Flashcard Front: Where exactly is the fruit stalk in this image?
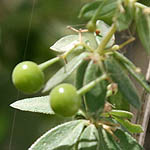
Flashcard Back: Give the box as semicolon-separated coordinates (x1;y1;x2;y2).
39;43;82;71
39;57;60;71
77;74;107;96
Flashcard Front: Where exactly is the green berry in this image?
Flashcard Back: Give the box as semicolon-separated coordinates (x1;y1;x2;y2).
86;21;96;32
50;83;81;117
12;61;44;94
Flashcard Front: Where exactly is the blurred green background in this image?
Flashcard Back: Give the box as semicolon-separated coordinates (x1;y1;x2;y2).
0;0;87;149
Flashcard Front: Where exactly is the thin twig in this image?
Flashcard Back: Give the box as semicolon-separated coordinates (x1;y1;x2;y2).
96;24;116;54
136;60;150;146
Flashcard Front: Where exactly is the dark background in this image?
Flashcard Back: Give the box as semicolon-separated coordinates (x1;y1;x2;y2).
0;0;87;149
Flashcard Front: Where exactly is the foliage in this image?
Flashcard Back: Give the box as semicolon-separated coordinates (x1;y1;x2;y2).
10;0;150;149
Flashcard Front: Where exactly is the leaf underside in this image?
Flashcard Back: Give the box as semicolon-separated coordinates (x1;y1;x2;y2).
10;96;54;115
29;120;87;150
43;52;90;93
50;33;98;53
78;124;98;150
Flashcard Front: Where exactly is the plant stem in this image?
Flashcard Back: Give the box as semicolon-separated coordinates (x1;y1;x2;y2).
39;43;83;71
136;60;150;146
101;37;135;54
62;43;80;58
97;24;116;54
118;37;135;49
81;42;94;52
91;0;106;23
39;57;60;71
113;51;136;69
135;2;148;9
77;74;107;96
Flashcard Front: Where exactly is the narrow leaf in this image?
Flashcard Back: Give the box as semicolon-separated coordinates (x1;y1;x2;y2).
75;60;89;90
43;52;90;92
29;120;87;150
104;56;141;109
136;7;150;53
113;51;150;92
98;128;109;150
79;1;100;18
101;128;121;150
75;60;90;111
10;96;54;115
109;110;133;119
123;63;150;92
78;124;98;150
114;129;144;150
115;1;134;31
113;116;143;133
83;60;107;117
79;0;117;25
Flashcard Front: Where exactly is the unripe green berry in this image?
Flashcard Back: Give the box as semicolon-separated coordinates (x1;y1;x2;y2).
12;61;44;94
50;83;81;117
86;21;96;32
112;45;119;51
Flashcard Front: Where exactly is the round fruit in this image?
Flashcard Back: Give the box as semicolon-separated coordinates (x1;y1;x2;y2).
86;21;96;32
12;61;44;94
50;83;81;117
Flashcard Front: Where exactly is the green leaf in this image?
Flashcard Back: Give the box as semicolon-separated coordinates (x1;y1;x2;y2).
113;116;143;133
75;60;90;112
79;1;99;18
100;128;121;150
82;32;98;49
98;128;109;150
79;0;117;25
104;56;141;109
114;129;144;150
75;59;89;90
43;52;90;92
135;7;150;53
50;35;79;52
78;124;98;150
108;91;130;111
109;110;133;119
75;60;89;112
50;33;98;52
113;51;150;92
29;120;87;150
96;20;115;48
10;96;54;114
123;63;150;92
115;1;134;31
83;60;107;117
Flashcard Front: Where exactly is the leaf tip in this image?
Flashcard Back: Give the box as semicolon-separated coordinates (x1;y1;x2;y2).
10;102;16;109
